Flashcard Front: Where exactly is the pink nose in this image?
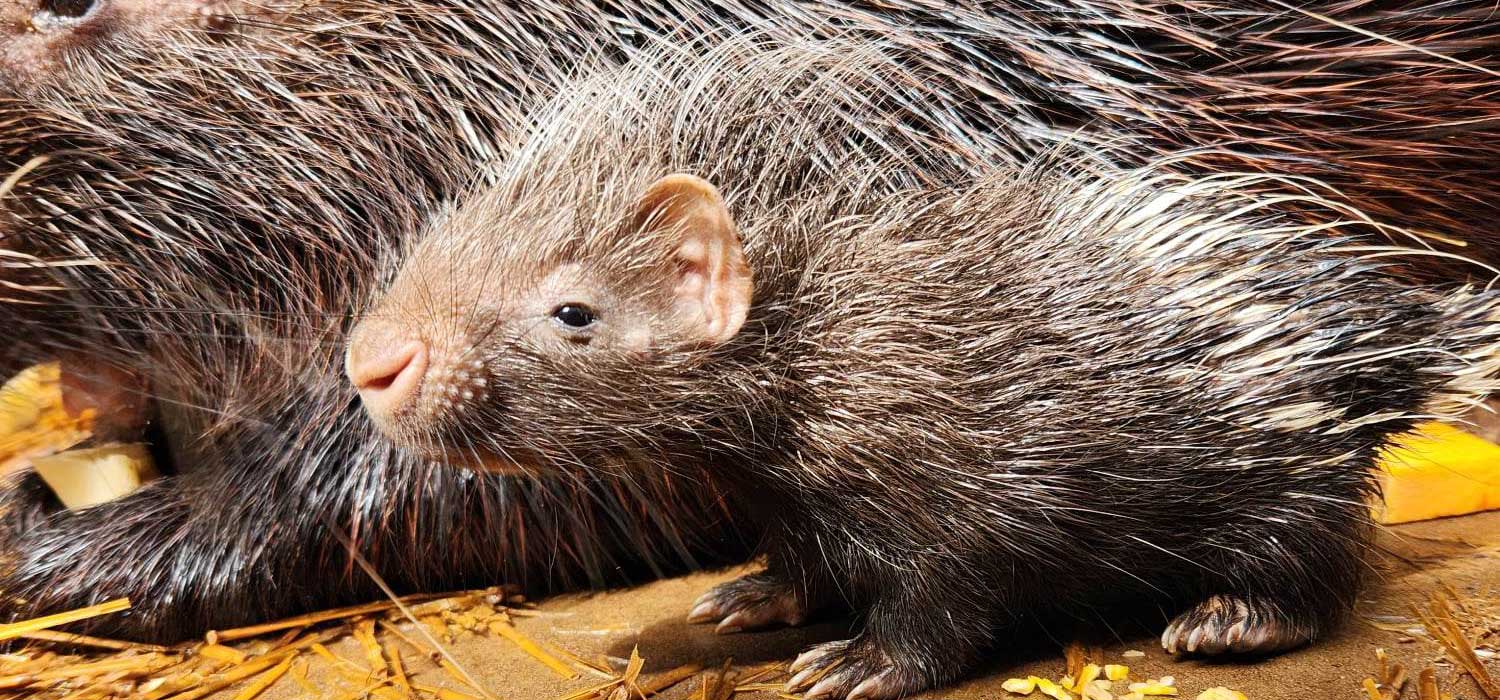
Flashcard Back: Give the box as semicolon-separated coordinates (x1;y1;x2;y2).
346;326;428;420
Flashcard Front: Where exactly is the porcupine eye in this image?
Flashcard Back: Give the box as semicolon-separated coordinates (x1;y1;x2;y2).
39;0;98;20
551;304;597;330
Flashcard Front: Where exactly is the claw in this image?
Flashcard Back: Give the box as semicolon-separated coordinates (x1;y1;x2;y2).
687;598;720;624
1186;625;1206;653
805;675;845;699
847;668;901;700
714;615;744;635
787;664;827;692
1163;594;1316;657
790;643;837;675
685;571;812;632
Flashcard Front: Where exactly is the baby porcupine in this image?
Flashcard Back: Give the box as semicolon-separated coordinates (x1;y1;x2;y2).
349;41;1500;700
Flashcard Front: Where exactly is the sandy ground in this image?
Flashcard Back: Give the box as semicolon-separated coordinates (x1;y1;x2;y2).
241;509;1500;700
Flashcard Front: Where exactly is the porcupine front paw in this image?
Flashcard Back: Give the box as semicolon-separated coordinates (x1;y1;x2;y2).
687;570;818;634
0;470;225;642
785;637;932;700
1162;594;1316;656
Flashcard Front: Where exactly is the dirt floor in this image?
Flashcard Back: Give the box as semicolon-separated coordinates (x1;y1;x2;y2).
243;510;1500;700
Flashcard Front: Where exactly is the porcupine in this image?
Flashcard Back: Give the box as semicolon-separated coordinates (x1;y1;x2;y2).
4;0;1496;271
346;40;1500;700
1;0;1497;641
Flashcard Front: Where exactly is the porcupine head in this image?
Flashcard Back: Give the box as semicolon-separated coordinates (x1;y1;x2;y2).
345;171;753;475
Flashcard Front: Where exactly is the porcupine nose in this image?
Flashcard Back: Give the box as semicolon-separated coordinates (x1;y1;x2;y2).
346;322;429;422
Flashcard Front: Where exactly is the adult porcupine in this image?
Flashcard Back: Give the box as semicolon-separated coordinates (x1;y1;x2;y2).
1;1;1496;640
349;41;1500;700
4;0;1496;272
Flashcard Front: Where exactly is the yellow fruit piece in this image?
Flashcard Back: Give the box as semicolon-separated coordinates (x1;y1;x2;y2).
1196;688;1247;700
1072;664;1102;692
0;363;93;473
2;363;159;510
1377;422;1500;523
1128;679;1179;696
1003;677;1038;695
1084;679;1115;700
1038;677;1075;700
32;443;158;511
1105;665;1130;682
0;363;54;435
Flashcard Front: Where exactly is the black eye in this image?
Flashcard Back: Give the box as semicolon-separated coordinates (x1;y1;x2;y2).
551;304;597;329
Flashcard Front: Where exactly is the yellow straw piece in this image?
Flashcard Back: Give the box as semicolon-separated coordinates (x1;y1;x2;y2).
0;599;132;642
231;656;295;700
19;630;168;653
386;642;412;695
198;645;247;665
412;685;482;700
489;620;578;680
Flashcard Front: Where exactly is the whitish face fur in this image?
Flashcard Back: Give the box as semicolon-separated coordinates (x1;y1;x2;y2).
345;174;752;473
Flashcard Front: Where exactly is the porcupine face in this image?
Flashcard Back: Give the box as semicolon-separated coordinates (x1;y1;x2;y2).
346;174;752;475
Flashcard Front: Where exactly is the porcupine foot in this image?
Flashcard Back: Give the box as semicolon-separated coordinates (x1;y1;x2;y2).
1161;594;1316;656
785;637;929;700
687;570;821;634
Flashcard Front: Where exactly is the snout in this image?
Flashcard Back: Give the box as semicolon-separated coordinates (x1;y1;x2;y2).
347;310;497;467
346;320;429;424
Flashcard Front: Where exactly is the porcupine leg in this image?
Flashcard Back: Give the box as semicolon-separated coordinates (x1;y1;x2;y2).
0;474;197;640
0;428;380;643
687;524;838;633
1160;493;1369;657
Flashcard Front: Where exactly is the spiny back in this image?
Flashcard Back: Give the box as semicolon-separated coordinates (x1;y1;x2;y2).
482;38;1003;223
10;0;1498;278
419;38;1010;299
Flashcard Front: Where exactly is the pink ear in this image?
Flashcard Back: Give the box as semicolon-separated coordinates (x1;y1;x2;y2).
636;174;752;344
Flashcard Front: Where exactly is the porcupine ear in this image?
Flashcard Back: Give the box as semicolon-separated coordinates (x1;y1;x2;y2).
634;174;751;344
